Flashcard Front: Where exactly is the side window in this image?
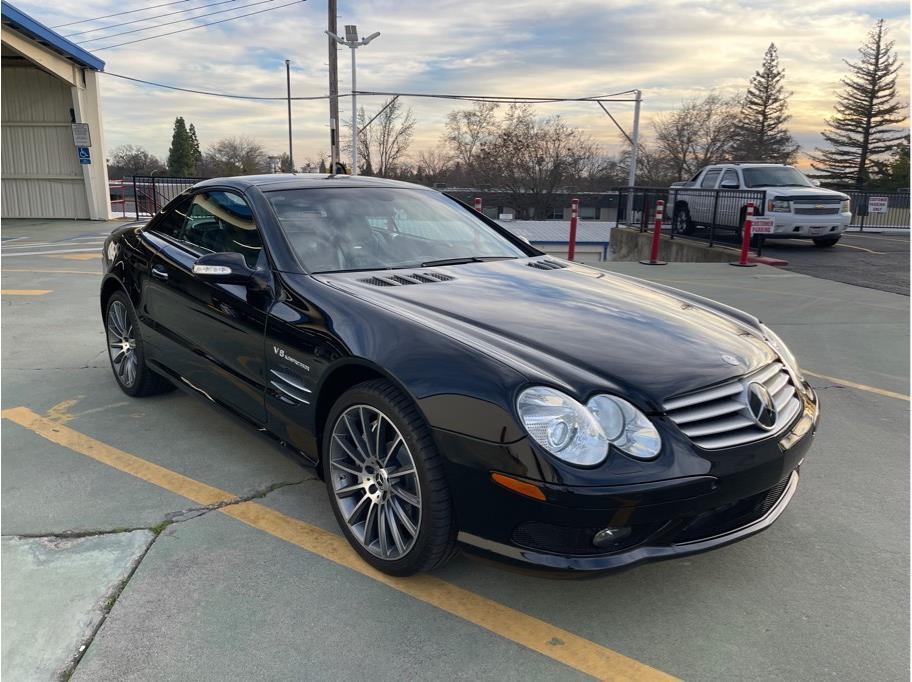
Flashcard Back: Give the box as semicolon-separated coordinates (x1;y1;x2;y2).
700;170;721;189
720;170;740;188
179;191;264;268
150;194;193;238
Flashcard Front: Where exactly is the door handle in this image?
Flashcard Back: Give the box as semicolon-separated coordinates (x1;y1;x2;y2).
151;265;169;281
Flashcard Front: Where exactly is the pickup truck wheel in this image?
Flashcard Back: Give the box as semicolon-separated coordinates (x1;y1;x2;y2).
813;236;841;247
672;205;695;235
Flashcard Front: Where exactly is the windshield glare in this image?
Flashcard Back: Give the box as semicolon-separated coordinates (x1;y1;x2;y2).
742;167;813;188
267;188;528;273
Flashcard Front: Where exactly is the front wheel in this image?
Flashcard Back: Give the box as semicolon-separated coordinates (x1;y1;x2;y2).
323;379;457;576
672;204;695;235
104;291;173;397
813;236;841;247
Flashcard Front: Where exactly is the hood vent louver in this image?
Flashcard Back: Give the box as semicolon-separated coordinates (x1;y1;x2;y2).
359;272;455;287
527;259;569;271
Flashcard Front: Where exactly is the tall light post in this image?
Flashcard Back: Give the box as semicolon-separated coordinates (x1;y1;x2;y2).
325;25;380;175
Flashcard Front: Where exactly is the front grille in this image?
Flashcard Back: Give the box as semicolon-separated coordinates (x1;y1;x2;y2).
794;206;841;215
673;475;791;543
664;362;802;449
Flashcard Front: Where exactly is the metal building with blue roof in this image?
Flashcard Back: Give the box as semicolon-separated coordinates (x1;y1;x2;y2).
1;1;111;219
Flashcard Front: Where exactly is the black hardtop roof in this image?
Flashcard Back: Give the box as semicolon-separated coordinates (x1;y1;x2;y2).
194;173;432;193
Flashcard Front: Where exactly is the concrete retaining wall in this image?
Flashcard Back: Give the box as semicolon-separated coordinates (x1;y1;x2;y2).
609;227;738;263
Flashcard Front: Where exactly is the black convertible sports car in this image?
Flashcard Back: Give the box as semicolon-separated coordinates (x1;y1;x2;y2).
100;174;819;576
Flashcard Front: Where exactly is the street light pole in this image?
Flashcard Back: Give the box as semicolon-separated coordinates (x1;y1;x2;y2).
327;0;339;173
326;25;380;176
626;89;642;221
285;59;294;171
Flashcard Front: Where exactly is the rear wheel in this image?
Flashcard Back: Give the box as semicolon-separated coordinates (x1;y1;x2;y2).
813;236;841;247
672;204;695;235
324;379;457;575
104;291;173;397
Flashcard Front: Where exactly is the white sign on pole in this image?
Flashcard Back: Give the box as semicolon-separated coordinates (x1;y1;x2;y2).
868;196;889;214
71;123;91;147
750;217;775;234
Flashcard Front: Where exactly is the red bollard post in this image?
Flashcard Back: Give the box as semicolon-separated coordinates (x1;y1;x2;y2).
639;199;667;265
730;202;758;267
567;198;579;261
473;197;483;213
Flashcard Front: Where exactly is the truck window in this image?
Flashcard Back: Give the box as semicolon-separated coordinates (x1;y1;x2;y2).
720;170;740;188
700;170;721;189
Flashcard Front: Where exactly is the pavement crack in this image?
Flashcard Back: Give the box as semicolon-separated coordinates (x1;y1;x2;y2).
164;478;310;524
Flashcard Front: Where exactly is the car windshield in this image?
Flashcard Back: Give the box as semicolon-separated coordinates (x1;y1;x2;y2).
742;167;814;188
266;187;528;273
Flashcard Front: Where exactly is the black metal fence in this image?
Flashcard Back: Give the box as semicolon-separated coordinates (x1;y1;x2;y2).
840;190;910;230
130;175;205;219
616;186;767;247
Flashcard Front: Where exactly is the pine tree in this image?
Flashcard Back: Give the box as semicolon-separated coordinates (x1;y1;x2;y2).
811;20;906;189
188;123;202;174
167;117;195;176
730;44;799;164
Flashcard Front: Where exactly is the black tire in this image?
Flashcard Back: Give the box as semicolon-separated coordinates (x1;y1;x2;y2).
672;204;695;235
813;236;841;247
323;379;457;576
104;291;174;397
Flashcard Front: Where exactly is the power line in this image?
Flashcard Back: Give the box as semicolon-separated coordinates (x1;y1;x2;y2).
78;0;280;45
90;0;305;51
103;70;336;100
65;0;243;39
51;0;194;29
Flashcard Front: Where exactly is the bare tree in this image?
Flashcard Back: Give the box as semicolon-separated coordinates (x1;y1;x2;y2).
476;105;601;218
199;137;269;176
442;101;500;183
651;94;740;181
107;144;165;179
345;98;416;176
413;148;452;185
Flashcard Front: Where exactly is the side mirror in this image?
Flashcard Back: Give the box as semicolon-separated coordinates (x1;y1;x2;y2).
192;252;255;284
720;182;740;190
811;179;821;187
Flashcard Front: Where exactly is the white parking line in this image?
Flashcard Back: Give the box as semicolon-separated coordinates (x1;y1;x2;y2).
2;248;102;258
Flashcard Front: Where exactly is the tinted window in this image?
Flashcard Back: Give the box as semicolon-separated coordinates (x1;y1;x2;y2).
742;167;813;188
700;170;721;188
720;170;740;187
178;191;263;267
151;194;193;238
267;188;527;273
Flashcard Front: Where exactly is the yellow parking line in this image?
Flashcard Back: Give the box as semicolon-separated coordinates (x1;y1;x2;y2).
804;370;909;402
2;268;99;275
1;406;675;682
0;289;52;296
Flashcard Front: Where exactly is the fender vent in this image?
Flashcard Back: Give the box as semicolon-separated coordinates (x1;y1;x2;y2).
527;259;568;270
359;272;455;286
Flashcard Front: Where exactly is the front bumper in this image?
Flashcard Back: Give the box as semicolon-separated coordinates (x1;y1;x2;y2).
441;388;819;574
767;212;851;237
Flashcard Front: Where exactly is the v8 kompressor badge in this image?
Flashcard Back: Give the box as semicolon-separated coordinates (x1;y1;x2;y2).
273;346;310;372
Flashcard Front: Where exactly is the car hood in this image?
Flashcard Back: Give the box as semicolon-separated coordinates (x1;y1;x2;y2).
763;186;849;201
313;259;776;409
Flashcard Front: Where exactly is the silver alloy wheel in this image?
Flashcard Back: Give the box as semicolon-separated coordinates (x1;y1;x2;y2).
673;210;688;234
106;300;138;387
329;405;422;560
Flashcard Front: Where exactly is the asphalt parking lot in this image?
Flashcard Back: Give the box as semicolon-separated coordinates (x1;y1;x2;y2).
2;219;909;680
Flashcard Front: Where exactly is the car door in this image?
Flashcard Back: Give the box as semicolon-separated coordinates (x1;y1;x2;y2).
144;189;271;424
717;169;743;228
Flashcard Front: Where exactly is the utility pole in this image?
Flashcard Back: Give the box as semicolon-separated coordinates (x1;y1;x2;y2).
285;59;294;171
327;0;339;173
626;89;642;220
326;25;380;177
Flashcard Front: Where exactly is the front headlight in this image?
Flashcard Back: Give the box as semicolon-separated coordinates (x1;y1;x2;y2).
587;395;662;460
516;387;662;466
760;323;804;383
841;198;851;212
768;199;791;213
516;387;608;466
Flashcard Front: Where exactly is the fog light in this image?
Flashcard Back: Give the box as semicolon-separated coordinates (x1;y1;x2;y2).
592;526;631;548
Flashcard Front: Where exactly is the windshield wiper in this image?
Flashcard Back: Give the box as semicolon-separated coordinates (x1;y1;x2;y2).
419;256;517;267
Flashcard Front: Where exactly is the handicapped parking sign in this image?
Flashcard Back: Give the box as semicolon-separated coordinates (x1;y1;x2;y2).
77;146;91;165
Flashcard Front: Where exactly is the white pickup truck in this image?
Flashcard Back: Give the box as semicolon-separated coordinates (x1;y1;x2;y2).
669;163;852;247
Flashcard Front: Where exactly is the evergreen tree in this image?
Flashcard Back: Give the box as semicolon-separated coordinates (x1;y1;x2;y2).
730;44;799;164
167;117;196;176
811;20;906;188
188;123;202;173
279;152;294;172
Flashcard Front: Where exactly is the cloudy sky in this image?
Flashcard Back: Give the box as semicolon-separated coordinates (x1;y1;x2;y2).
16;0;911;168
